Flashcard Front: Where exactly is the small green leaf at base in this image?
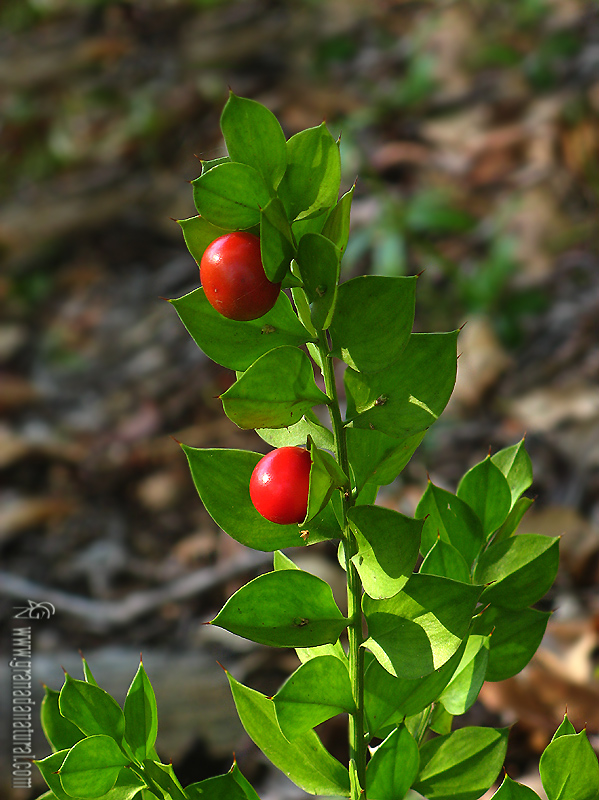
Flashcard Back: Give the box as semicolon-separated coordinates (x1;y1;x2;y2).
227;672;350;797
59;735;129;799
41;686;85;752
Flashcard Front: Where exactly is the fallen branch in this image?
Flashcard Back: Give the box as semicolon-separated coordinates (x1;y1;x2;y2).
0;550;272;631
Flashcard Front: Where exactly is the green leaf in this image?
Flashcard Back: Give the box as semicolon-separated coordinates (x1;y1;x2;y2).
346;427;425;492
227;673;350;797
366;724;419;800
493;496;534;543
364;643;465;736
211;569;348;647
416;482;484;566
59;736;129;799
540;730;599;800
429;703;453;736
35;751;144;800
221;93;287;190
273;550;300;571
260;197;296;282
491;438;533;508
296;233;340;330
221;346;328;430
363;573;482;679
80;655;100;687
474;534;560;609
457;457;512;537
35;751;72;800
347;504;422;599
553;713;577;740
273;655;355;740
296;639;347;665
192;162;270;229
439;635;490;715
420;538;472;584
330;276;416;373
59;674;125;742
413;726;509;800
472;604;550;682
142;760;187;800
186;762;261;800
257;410;334;450
171;288;312;372
201;156;230;174
41;686;85;752
305;443;347;522
178;216;231;265
345;331;458;440
321;186;354;255
278;124;341;221
123;660;157;763
492;774;543;799
183;446;338;550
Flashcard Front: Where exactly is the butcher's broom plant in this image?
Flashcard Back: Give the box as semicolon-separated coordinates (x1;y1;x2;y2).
35;94;599;800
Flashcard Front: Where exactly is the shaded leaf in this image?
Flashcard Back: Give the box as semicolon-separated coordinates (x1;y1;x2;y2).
416;482;484;566
330;276;416;373
348;504;422;599
363;573;481;679
278;124;341;221
413;726;509;800
474;534;560;609
296;232;340;330
472;604;550;682
457;457;512;537
345;331;458;440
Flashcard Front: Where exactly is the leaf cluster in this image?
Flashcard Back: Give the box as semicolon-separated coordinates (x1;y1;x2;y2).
34;94;580;800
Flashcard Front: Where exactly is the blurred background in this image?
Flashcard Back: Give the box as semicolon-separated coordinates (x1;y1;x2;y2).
1;0;599;797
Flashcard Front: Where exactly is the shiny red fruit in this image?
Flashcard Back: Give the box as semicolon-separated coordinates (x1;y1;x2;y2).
200;232;281;321
249;447;312;525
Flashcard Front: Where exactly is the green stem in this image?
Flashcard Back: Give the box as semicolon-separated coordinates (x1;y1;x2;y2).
317;331;366;797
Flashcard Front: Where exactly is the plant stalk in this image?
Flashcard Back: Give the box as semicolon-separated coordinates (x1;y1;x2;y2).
318;331;366;797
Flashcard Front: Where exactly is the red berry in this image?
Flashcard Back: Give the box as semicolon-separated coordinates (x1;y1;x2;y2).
200;232;281;321
249;447;312;525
